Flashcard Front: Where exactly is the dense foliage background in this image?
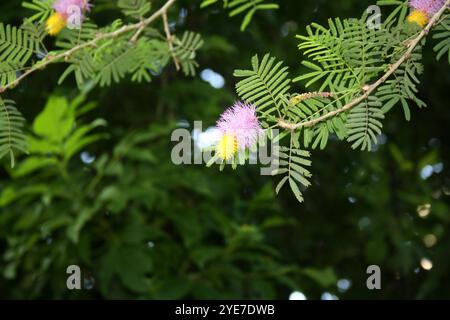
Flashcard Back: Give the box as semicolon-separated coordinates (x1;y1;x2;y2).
0;0;449;299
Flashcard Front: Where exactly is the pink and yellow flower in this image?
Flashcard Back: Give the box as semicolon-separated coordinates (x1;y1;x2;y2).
407;0;447;27
46;0;91;36
46;12;67;35
52;0;91;15
409;0;446;15
215;101;262;160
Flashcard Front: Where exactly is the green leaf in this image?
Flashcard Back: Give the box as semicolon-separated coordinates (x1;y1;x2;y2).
346;96;384;151
0;23;40;67
33;96;74;142
275;175;288;194
173;32;204;76
0;98;27;168
289;177;304;203
22;0;53;22
401;97;410;121
234;53;291;117
11;156;57;178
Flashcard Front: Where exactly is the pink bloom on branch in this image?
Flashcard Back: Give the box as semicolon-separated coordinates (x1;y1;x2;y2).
216;101;263;149
409;0;446;16
53;0;91;17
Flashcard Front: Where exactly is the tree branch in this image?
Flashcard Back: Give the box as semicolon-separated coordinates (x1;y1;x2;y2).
0;0;177;93
278;0;450;131
162;10;180;71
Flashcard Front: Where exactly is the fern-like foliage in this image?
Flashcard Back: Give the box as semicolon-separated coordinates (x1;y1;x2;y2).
173;32;204;76
234;53;291;122
200;0;279;31
21;0;53;23
0;21;48;87
0;23;44;88
59;35;172;88
231;54;314;201
55;19;99;50
377;0;409;27
294;16;388;91
346;96;384;151
0;0;204;169
234;53;348;151
55;20;100;87
95;41;143;87
224;3;450;203
433;14;450;63
0;98;27;168
55;19;166;87
130;39;170;82
0;62;21;87
272;142;312;203
56;19;203;86
376;45;426;121
21;21;47;44
118;0;152;20
58;50;97;88
0;23;40;68
283;92;349;150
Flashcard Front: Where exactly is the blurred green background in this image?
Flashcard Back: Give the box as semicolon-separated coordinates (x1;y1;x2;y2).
0;0;449;299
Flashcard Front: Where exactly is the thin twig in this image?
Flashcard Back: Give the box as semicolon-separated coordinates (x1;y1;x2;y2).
0;0;177;93
162;10;180;71
278;0;450;130
130;19;146;43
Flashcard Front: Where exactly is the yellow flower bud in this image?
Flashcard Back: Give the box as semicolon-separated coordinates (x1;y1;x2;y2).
407;10;429;28
46;12;67;36
216;133;238;160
